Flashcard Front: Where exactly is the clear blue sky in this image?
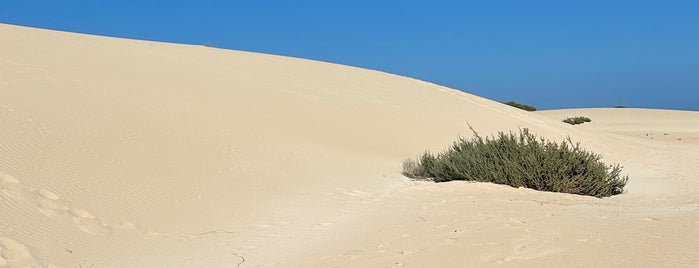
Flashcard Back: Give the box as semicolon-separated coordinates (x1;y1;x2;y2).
2;1;698;110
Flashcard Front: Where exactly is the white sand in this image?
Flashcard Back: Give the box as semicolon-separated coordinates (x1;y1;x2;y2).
1;24;698;267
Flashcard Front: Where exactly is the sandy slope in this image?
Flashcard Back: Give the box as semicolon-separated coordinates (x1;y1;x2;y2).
1;23;698;267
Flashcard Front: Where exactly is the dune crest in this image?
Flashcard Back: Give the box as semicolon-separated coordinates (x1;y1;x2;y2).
1;23;698;267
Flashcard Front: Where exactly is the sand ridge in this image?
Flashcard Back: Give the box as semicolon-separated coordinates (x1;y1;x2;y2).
1;23;699;267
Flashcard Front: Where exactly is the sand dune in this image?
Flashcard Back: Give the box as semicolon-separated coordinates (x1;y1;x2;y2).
1;24;698;267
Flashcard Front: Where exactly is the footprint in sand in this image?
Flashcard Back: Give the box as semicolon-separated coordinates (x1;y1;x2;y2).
345;190;371;197
443;237;459;244
312;222;334;230
507;218;526;224
501;217;528;228
34;189;71;218
0;171;20;184
117;221;139;230
0;171;47;204
645;217;662;222
0;175;26;201
341;249;362;260
31;186;113;235
442;229;469;244
0;236;42;267
0;171;113;236
70;208;113;235
400;249;415;255
376;241;390;254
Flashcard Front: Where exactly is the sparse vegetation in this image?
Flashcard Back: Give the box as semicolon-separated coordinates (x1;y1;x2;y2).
402;128;628;198
563;116;592;125
502;101;537;111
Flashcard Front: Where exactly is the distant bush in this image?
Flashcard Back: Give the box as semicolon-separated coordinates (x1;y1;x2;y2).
502;101;537;111
613;105;627;108
402;128;628;198
563;116;592;125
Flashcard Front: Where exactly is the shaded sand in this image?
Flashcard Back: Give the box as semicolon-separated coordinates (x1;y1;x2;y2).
1;23;698;267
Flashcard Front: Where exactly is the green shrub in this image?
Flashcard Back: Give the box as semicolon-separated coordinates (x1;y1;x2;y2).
563;116;592;125
502;101;537;111
402;128;628;198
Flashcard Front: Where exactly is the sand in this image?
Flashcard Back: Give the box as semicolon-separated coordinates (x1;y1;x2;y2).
1;23;698;267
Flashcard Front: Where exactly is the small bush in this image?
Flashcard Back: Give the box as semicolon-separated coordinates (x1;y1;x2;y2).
502;101;536;111
613;105;627;108
563;116;592;125
402;128;628;198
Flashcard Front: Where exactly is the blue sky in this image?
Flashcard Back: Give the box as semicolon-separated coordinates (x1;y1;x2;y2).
2;1;698;110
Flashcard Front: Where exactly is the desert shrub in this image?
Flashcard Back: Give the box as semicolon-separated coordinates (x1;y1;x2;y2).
401;159;421;179
502;101;536;111
563;116;592;125
402;128;628;197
